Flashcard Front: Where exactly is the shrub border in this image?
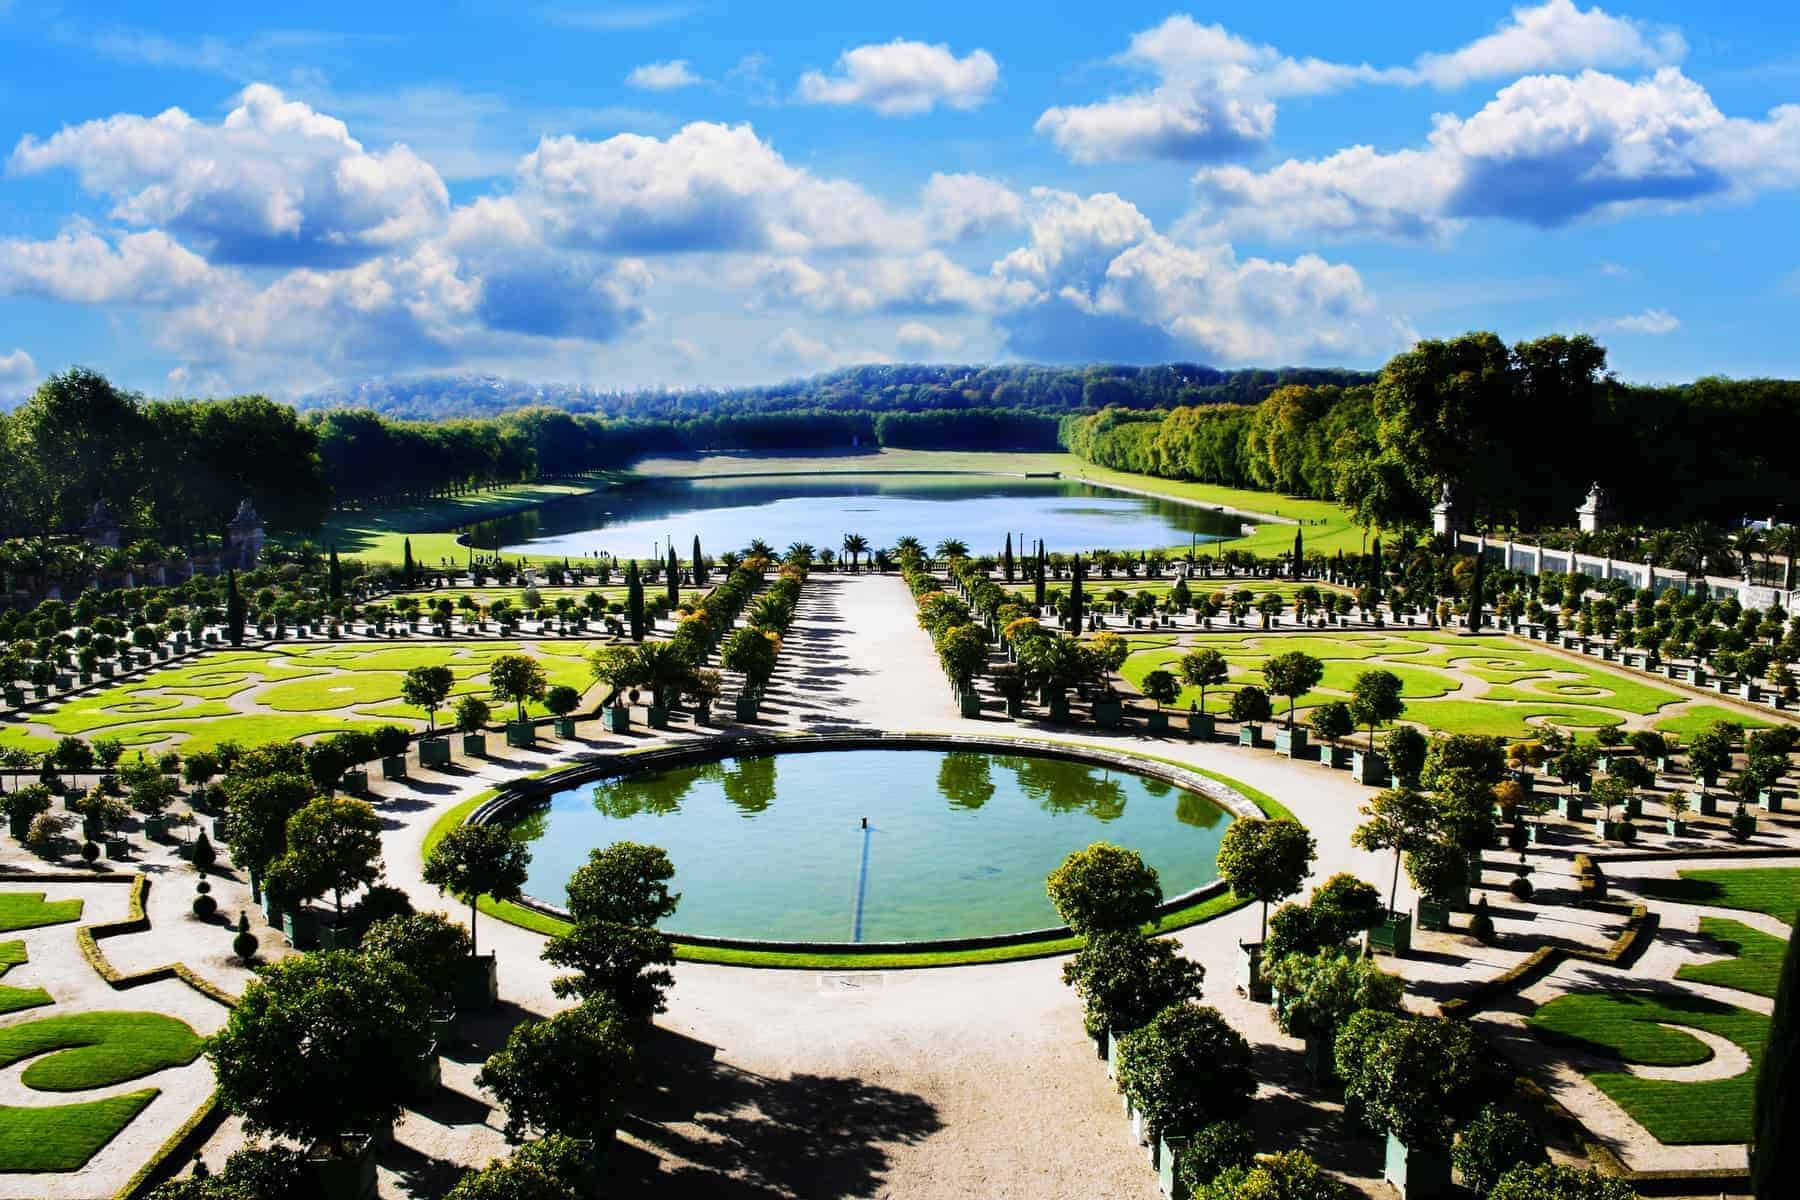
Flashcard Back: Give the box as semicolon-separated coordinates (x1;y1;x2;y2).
422;731;1294;969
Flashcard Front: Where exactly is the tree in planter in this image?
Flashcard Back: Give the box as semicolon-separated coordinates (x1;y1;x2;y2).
455;695;492;736
1174;1121;1255;1198
147;1144;314;1199
361;912;473;996
222;772;315;878
541;920;677;1023
1265;948;1404;1063
1451;1105;1546;1196
720;627;781;698
1179;648;1230;712
1202;1150;1353;1200
544;686;581;727
1405;839;1471;909
476;998;636;1145
1140;669;1180;711
1334;1010;1504;1161
1262;651;1324;729
1382;725;1428;787
489;654;548;724
624;560;645;641
1590;776;1634;835
1215;818;1316;942
373;725;411;765
934;624;990;696
1489;1163;1640;1200
1349;669;1406;751
1061;930;1204;1037
275;795;385;917
1228;684;1273;725
1272;873;1387;961
400;665;456;734
225;569;246;646
1552;741;1600;797
207;950;432;1156
1309;700;1354;748
1047;842;1163;936
565;842;680;928
1;784;53;840
1351;787;1439;917
443;1136;589;1200
1114;1003;1255;1141
424;824;531;958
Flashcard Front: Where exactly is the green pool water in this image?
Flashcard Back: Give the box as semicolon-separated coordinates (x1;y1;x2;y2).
507;748;1235;944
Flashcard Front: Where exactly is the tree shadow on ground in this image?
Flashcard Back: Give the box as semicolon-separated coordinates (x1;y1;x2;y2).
610;1027;942;1198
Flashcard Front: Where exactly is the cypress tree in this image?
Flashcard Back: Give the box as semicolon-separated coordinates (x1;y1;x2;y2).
1069;554;1084;632
666;545;680;607
327;546;342;601
1003;533;1014;583
692;536;706;587
1370;538;1384;602
1469;549;1486;631
1755;929;1800;1199
625;560;645;642
1292;527;1304;582
403;537;416;586
225;569;246;647
1034;544;1047;609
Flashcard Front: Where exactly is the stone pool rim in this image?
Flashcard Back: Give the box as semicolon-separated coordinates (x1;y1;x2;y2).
467;731;1264;955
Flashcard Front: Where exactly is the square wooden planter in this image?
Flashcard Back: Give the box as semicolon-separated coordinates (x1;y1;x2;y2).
605;705;631;733
505;721;536;748
1238;723;1264;748
1185;711;1214;740
418;738;452;768
380;755;408;781
1384;1133;1451;1199
554;717;579;738
1273;726;1309;758
461;733;487;758
1367;911;1412;957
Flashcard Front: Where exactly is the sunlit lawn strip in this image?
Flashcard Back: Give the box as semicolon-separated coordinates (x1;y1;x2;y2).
1635;867;1800;926
1676;918;1790;999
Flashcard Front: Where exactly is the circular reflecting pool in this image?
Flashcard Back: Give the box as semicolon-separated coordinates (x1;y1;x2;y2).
503;748;1235;944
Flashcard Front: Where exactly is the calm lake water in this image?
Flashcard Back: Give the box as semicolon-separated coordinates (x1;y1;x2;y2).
505;748;1233;944
468;474;1249;559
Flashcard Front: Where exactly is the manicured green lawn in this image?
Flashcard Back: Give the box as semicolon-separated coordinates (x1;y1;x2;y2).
1636;868;1800;925
319;481;607;564
0;1011;204;1091
0;893;84;933
0;941;52;1015
1677;918;1790;999
1529;990;1767;1144
1653;704;1777;743
0;1090;160;1172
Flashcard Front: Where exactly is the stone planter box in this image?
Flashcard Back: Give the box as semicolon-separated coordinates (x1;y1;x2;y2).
419;737;451;768
1351;749;1387;786
1092;697;1123;728
1325;744;1353;769
553;716;578;738
461;733;487;758
105;837;131;860
318;922;357;952
1367;911;1412;957
605;705;631;733
144;814;171;842
1273;726;1308;758
959;690;983;718
307;1135;379;1200
1156;1134;1190;1200
1416;898;1454;932
1047;695;1071;723
1185;711;1214;739
1384;1133;1451;1200
735;696;759;722
505;721;536;748
1234;942;1269;1002
1622;795;1642;819
1238;723;1263;748
341;769;369;795
1760;790;1785;812
1146;709;1169;734
646;704;669;730
380;755;408;781
1734;812;1758;840
1666;818;1688;837
1557;794;1588;821
456;953;499;1010
283;906;320;951
1595;818;1637;842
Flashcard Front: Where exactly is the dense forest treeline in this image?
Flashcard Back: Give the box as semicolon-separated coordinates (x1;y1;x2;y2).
299;363;1375;421
1062;334;1800;530
2;339;1795;551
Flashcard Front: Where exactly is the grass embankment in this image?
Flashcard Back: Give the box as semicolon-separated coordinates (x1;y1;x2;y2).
1677;918;1790;999
320;480;606;565
421;752;1292;970
632;450;1363;557
1529;990;1767;1145
1636;867;1800;926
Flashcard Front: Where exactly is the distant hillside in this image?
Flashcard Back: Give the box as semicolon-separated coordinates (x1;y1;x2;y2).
296;363;1378;421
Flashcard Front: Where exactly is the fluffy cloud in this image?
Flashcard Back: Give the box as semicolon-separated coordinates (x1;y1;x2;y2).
895;322;962;356
920;173;1024;241
9;84;449;267
1193;69;1800;240
991;189;1407;364
766;327;891;370
1598;308;1679;335
516;122;920;255
626;60;703;90
0;229;219;304
752;251;999;316
797;40;998;116
0;349;35;386
1406;0;1684;89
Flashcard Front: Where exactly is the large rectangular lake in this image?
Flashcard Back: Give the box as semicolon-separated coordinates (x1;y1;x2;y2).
467;474;1251;559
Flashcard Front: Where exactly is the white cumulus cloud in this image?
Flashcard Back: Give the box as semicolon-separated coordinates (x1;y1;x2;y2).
1598;308;1680;334
0;228;220;304
895;322;962;356
797;40;998;116
920;173;1024;241
9;84;449;267
1406;0;1685;89
626;60;703;91
0;349;35;386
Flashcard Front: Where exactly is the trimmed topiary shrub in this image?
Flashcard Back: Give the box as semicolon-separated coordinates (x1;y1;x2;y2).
1115;1003;1254;1140
1452;1105;1546;1196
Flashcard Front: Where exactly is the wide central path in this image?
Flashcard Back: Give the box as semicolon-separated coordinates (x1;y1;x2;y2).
374;572;1419;1198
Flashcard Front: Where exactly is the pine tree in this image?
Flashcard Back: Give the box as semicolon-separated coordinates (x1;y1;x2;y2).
692;536;706;587
1034;543;1047;609
625;560;645;642
1469;549;1486;631
1292;527;1304;582
1069;554;1084;632
224;569;246;646
402;537;415;586
665;545;680;607
1003;533;1014;583
327;546;343;601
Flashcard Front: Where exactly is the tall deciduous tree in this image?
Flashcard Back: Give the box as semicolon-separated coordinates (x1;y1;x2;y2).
1215;819;1316;942
423;823;532;956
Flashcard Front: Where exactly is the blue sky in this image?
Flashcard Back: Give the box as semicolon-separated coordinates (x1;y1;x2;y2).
1;1;1797;399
